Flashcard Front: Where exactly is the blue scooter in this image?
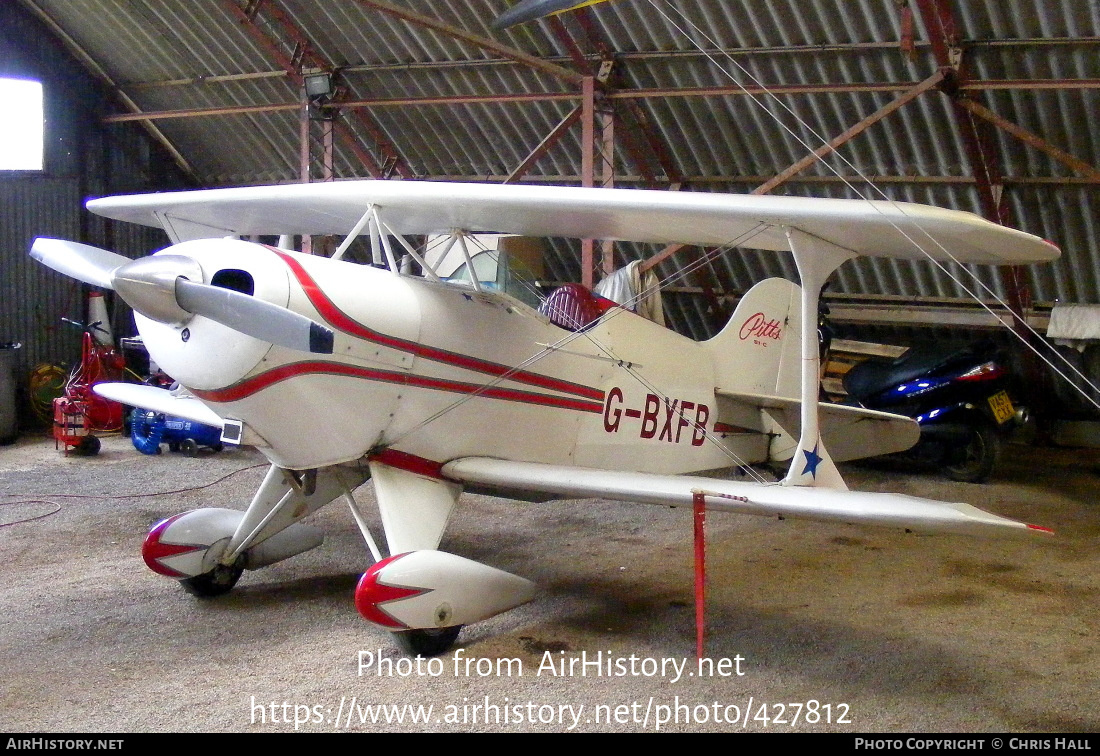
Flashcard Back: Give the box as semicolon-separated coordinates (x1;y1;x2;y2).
841;340;1023;482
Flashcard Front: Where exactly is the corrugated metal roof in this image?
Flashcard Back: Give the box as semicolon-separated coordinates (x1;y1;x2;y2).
10;0;1100;339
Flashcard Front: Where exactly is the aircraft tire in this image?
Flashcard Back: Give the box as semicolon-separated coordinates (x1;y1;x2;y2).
73;435;101;456
180;563;243;598
392;626;462;657
944;422;1000;483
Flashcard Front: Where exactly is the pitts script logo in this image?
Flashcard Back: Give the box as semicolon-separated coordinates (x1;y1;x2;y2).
738;312;782;346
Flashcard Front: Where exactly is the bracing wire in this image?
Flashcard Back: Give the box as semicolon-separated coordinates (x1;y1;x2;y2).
645;0;1100;411
373;1;1099;475
387;225;783;483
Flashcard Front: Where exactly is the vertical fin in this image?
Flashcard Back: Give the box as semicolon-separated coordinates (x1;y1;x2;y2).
703;277;801;399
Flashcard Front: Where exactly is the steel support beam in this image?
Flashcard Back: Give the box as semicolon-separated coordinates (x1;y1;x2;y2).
103;103;301;122
117;39;1100;91
546;16;592;74
100;79;1100;124
259;0;412;178
581;76;596;289
548;8;683;187
298;91;312;253
504;106;583;184
579;5;684;186
914;0;1047;416
224;0;407;179
915;0;1030;313
18;0;196;180
955;98;1100;181
753;70;946;194
609;79;1100;99
322;119;334;181
353;0;584;87
638;243;687;275
598;107;616;276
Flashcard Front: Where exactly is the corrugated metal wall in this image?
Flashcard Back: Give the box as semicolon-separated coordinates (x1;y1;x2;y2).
0;2;181;406
0;178;83;370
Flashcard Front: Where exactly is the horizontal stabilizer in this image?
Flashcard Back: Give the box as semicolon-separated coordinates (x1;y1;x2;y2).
93;383;224;429
442;457;1052;539
718;390;921;462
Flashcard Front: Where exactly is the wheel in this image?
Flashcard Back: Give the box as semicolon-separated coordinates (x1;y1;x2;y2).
73;435;101;456
180;563;243;598
392;626;462;657
180;438;199;457
944;423;1001;483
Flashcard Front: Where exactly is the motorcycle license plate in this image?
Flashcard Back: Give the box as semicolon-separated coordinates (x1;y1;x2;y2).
988;391;1014;425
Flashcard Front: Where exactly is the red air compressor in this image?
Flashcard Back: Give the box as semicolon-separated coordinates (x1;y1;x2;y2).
53;324;125;456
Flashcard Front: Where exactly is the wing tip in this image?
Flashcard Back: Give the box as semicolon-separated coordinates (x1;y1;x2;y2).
1026;523;1056;535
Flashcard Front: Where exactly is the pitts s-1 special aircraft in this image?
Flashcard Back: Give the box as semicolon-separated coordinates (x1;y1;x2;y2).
31;180;1059;655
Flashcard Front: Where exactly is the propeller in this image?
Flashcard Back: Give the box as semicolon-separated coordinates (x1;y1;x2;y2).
493;0;613;30
31;238;334;355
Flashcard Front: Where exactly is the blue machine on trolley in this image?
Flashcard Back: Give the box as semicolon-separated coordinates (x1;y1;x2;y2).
130;407;224;456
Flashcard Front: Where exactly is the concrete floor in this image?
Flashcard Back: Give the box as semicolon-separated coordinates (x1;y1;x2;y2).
0;432;1096;733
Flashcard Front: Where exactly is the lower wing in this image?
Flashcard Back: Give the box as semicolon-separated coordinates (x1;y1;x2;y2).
442;457;1052;539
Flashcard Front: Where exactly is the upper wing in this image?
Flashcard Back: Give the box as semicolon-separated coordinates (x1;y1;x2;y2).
442;457;1052;539
87;181;1059;264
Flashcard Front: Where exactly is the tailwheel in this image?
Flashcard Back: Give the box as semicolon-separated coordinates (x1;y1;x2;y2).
180;562;243;598
392;626;462;657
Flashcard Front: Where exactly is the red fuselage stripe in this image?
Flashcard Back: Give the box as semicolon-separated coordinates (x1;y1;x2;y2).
269;248;604;402
368;449;446;479
191;360;604;414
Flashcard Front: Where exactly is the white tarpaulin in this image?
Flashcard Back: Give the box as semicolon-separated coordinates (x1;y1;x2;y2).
593;260;665;326
1047;304;1100;343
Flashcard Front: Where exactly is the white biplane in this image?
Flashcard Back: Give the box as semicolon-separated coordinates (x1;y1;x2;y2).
31;181;1058;655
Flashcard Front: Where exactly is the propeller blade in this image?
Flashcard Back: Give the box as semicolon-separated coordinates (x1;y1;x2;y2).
30;238;129;290
175;278;334;354
34;239;334;355
492;0;604;29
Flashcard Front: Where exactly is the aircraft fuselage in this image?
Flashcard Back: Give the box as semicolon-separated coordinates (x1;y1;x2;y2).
142;239;745;472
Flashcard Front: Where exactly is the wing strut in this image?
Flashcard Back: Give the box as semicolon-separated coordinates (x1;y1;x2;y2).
332;204;444;282
781;227;856;489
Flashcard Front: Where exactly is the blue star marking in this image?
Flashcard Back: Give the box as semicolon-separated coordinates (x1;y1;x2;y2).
801;442;823;478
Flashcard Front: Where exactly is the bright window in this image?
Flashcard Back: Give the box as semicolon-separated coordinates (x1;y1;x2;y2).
0;78;44;171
